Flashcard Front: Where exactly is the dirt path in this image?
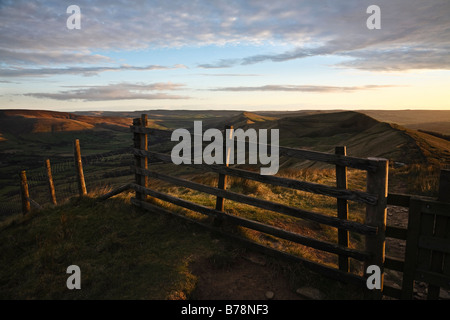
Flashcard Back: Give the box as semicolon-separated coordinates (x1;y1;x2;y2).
190;251;302;300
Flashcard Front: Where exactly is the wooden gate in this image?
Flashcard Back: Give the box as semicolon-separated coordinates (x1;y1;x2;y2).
402;197;450;299
385;170;450;300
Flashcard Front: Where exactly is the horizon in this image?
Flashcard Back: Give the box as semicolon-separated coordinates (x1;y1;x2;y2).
1;1;450;112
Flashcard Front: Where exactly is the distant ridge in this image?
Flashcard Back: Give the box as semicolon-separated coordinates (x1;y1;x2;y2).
1;109;449;166
0;109;163;135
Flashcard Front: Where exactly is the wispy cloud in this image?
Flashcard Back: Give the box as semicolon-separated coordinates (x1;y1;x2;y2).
24;82;190;101
196;73;261;77
209;84;402;92
0;64;188;77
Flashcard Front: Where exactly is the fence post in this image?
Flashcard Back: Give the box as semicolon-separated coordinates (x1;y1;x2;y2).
335;146;349;272
364;158;388;299
133;117;142;200
427;169;450;299
74;139;87;197
45;159;57;205
20;170;31;215
214;125;233;226
140;114;149;197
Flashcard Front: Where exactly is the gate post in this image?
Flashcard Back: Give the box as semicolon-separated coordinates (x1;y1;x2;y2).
133;115;148;200
364;158;389;299
336;146;349;272
427;169;450;299
140;114;149;198
214;125;233;226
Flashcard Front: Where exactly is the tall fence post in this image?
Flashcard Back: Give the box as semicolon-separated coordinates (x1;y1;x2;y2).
20;170;30;215
133;117;142;200
133;115;148;200
336;146;349;272
214;125;233;226
45;159;57;205
140;114;149;197
364;158;388;299
74;139;87;197
426;169;450;299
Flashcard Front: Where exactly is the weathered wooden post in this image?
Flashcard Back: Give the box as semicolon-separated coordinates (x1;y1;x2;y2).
133;115;148;200
133;117;141;200
335;146;349;272
364;158;389;299
214;125;233;226
74;139;87;197
20;170;31;215
140;114;149;197
45;159;57;205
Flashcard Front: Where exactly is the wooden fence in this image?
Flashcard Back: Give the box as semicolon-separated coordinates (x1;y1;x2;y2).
130;114;389;299
19;139;88;213
384;170;450;299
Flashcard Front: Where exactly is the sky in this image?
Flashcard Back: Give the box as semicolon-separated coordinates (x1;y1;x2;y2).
0;0;449;112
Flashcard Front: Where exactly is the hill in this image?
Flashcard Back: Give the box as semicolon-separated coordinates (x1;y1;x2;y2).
0;109;158;136
222;111;449;168
360;110;450;135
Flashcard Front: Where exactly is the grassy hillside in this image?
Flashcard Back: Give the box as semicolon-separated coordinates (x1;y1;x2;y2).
0;195;222;299
0;192;365;300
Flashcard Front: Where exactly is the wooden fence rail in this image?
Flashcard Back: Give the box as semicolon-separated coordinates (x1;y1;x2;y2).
130;114;390;299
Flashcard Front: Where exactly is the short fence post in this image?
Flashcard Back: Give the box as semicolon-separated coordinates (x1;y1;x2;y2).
45;159;57;205
20;170;31;215
427;169;450;299
364;158;388;299
74;139;87;197
214;125;233;226
335;146;349;272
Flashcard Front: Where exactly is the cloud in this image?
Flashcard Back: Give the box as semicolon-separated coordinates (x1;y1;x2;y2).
196;73;261;77
197;59;241;69
209;84;401;92
336;46;450;71
1;0;449;72
0;64;188;77
24;82;190;101
0;48;112;66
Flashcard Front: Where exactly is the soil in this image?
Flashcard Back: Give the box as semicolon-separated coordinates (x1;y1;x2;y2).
190;251;302;300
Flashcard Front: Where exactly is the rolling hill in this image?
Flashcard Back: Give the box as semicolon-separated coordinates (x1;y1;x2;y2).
0;109;133;135
212;110;450;168
1;109;449;167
